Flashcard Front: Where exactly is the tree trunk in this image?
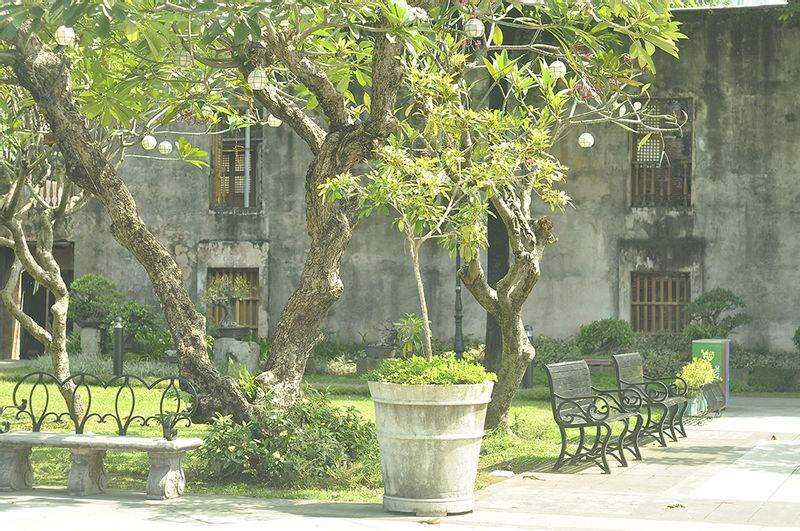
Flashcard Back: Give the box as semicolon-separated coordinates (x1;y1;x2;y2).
484;312;533;430
11;28;253;422
484;202;509;374
407;236;433;360
256;127;372;405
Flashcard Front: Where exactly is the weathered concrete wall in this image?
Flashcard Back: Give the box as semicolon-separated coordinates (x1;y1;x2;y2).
535;6;800;350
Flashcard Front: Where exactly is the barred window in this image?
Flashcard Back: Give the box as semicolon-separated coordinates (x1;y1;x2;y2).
211;120;262;209
631;98;693;207
630;272;690;334
207;268;260;336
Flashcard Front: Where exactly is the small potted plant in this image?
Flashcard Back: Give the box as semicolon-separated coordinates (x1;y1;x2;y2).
203;274;254;339
677;350;716;416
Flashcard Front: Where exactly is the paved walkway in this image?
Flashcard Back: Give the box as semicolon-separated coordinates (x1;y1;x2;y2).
1;397;798;530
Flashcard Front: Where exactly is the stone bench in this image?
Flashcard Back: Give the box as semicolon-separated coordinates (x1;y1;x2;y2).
0;372;202;499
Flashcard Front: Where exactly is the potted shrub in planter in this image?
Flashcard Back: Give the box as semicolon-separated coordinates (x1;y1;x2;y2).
203;274;255;339
677;350;716;416
68;274;123;356
368;354;496;516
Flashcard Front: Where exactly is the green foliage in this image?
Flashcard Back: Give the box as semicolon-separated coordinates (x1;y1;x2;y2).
104;300;168;355
66;331;81;356
393;313;425;358
576;319;635;356
203;274;255;308
312;334;361;363
632;333;691;376
794;327;800;352
68;274;123;325
230;363;259;401
730;343;800;371
684;288;751;340
199;391;380;489
530;335;581;366
677;350;716;391
367;355;496;385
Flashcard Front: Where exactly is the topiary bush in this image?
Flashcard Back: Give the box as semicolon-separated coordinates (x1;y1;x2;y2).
576;319;635;356
199;391;380;489
683;288;751;340
68;274;123;325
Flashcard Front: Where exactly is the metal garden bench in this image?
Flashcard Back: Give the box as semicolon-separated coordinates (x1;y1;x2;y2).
611;352;688;446
544;360;644;473
0;372;201;499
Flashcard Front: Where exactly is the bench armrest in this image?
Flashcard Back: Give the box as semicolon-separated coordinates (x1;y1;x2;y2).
592;386;643;412
552;393;618;424
619;379;671;403
644;374;688;396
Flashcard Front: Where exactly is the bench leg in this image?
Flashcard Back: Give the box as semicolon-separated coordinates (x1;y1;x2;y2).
147;450;186;500
675;400;688;438
68;449;108;496
0;446;33;491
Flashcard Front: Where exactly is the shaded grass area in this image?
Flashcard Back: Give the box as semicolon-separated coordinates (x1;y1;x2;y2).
0;364;658;500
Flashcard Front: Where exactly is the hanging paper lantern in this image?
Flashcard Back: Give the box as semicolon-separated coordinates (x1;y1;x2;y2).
247;67;269;90
141;135;157;151
548;60;567;80
158;140;173;155
266;114;282;127
54;26;76;46
464;18;484;38
578;132;595;148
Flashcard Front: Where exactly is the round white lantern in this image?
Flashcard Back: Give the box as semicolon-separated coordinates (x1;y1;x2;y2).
464;18;484;38
54;26;76;46
266;114;282;127
247;67;269;90
578;132;595;148
174;50;193;68
141;135;157;151
158;140;173;155
548;60;567;80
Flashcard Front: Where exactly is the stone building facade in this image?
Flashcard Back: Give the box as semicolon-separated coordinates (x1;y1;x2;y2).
1;6;797;359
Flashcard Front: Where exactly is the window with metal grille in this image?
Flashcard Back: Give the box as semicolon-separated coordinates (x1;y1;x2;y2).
630;272;690;334
631;98;693;207
207;268;260;335
211;118;262;209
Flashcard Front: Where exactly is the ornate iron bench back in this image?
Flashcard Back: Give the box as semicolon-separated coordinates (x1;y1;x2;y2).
612;352;645;387
545;361;595;423
1;372;197;441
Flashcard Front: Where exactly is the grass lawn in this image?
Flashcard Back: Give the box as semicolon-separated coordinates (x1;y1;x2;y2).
0;363;633;500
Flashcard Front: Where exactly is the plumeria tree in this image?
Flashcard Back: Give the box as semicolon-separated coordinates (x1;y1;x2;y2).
0;0;686;428
0;89;88;415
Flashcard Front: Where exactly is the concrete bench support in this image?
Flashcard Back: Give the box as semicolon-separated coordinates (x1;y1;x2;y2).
68;448;108;496
0;446;32;491
147;450;186;500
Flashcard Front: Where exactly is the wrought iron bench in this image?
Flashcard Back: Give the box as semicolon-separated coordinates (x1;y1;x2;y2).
544;360;643;473
0;372;201;499
611;352;688;447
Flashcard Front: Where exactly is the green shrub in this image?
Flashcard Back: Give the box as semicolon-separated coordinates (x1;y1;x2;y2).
684;288;751;340
576;319;634;356
367;355;496;385
632;333;691;376
199;391;380;489
104;300;167;354
531;335;580;366
394;313;425;357
68;274;123;325
66;331;81;356
730;343;800;371
311;333;360;363
794;327;800;352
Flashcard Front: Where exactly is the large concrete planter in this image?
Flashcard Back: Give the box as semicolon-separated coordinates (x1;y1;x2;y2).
368;380;494;517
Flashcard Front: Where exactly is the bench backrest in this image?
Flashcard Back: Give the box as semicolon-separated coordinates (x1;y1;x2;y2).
1;372;197;441
611;352;645;387
544;361;594;423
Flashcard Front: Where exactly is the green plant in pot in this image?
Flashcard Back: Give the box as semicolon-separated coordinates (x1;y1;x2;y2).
677;350;716;416
68;274;123;327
